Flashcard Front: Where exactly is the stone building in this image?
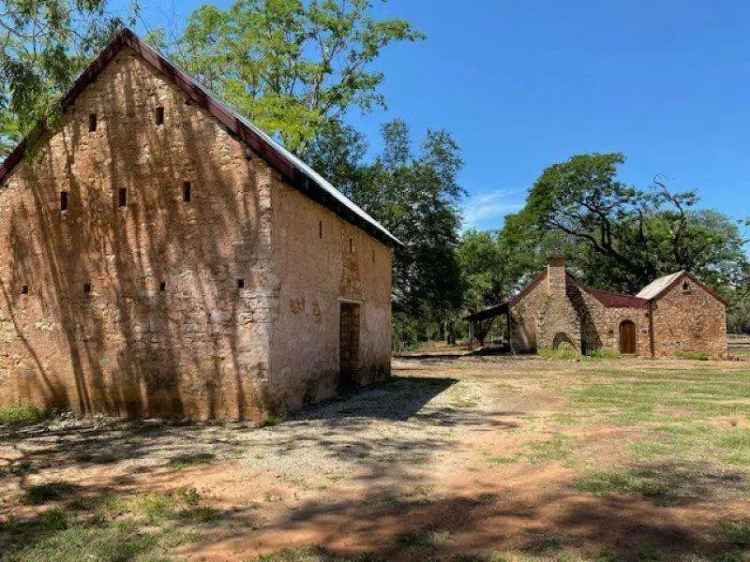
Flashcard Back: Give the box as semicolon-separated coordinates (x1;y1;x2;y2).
0;29;398;421
467;257;727;359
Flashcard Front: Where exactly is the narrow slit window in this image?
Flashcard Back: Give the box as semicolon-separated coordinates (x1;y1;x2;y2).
349;238;353;253
159;281;166;292
237;279;245;289
21;285;29;295
118;188;127;208
83;283;92;294
155;106;165;126
60;191;69;211
182;182;192;203
89;113;97;132
318;221;323;239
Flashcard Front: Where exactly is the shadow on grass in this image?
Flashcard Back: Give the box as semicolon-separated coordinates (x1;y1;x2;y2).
574;461;747;507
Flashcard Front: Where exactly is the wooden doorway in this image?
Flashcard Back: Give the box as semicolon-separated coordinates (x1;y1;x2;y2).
339;302;360;389
619;320;636;354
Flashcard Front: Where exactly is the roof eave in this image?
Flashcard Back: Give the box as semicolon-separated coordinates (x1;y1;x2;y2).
0;27;402;248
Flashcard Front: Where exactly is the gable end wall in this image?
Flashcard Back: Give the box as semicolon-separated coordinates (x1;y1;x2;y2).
651;277;727;359
0;47;278;421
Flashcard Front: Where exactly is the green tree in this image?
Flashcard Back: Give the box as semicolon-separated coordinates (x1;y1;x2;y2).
456;230;505;312
306;118;466;347
160;0;423;151
0;0;137;156
507;153;748;293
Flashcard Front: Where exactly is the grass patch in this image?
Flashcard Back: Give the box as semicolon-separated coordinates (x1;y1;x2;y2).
572;462;746;506
22;481;81;505
587;348;621;360
524;434;573;464
254;546;382;561
260;415;284;428
539;343;580;361
2;487;217;561
168;452;216;470
0;403;46;426
674;351;711;361
575;468;670;499
3;521;160;562
720;519;750;547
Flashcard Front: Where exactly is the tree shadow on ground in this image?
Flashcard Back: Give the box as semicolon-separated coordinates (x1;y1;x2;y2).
183;460;750;562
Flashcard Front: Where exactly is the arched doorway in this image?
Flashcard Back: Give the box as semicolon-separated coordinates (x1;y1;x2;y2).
619;321;636;354
552;332;574;350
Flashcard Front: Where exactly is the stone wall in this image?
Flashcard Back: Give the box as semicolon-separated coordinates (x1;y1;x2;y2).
571;288;651;357
510;270;650;356
0;45;395;420
651;278;727;359
268;180;393;413
0;47;273;421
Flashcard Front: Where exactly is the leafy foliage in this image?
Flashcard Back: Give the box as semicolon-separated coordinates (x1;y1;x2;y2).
0;0;138;156
155;0;423;151
459;153;749;337
305;119;465;348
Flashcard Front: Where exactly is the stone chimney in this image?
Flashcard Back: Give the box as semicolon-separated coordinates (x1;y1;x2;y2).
547;256;567;297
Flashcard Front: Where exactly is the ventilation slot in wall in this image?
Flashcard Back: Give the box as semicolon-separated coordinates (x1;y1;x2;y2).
89;113;97;132
349;238;353;254
237;279;245;289
183;182;192;203
83;283;92;294
118;188;127;208
159;281;166;292
155;106;165;126
319;221;323;239
21;285;29;295
60;191;69;212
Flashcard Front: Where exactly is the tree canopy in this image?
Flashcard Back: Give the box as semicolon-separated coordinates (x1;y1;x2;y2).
0;0;137;156
458;152;750;336
152;0;423;151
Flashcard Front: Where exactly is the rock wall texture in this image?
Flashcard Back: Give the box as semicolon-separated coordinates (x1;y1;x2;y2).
0;46;393;420
651;278;727;359
268;181;392;413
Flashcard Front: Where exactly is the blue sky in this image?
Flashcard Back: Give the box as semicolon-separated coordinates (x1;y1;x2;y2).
121;0;750;241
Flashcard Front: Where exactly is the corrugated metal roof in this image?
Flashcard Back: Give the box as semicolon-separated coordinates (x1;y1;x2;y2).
636;271;685;300
0;28;401;247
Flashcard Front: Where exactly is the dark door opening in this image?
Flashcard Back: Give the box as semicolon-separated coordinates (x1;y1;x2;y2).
339;302;360;390
619;320;636;354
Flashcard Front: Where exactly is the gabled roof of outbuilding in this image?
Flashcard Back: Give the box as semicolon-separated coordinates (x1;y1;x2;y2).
581;286;649;309
0;28;401;247
637;270;728;305
636;271;685;300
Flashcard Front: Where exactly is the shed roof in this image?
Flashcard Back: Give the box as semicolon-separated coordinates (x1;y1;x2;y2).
0;28;401;247
583;287;649;309
636;271;685;300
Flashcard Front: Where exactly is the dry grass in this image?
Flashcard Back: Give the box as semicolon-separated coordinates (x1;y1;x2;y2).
2;355;750;561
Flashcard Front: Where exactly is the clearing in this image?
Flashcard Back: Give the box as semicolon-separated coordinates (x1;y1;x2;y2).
2;354;750;562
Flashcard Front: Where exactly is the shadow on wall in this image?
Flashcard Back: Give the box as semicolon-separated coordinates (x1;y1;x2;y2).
4;51;271;420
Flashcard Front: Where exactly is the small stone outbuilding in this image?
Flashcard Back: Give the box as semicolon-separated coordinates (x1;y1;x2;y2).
0;29;398;421
468;257;728;359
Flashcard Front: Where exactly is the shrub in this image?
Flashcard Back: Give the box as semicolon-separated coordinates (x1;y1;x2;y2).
589;348;621;360
674;351;710;361
0;403;46;426
539;342;580;361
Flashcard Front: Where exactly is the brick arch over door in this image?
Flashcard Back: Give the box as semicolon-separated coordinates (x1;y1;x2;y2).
619;320;637;354
552;332;575;350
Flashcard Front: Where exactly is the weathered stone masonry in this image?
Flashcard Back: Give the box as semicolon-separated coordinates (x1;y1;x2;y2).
500;258;727;359
0;31;395;420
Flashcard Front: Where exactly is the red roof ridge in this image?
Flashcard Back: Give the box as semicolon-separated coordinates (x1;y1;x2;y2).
0;27;400;247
